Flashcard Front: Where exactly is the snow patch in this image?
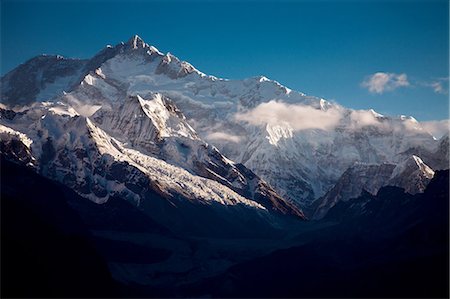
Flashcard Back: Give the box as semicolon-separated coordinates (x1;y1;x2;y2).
412;155;435;178
0;124;33;148
265;123;294;146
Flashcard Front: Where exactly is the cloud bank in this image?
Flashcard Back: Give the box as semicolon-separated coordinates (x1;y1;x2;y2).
361;72;410;94
235;100;444;138
235;100;342;131
206;132;242;143
350;109;383;128
421;119;450;138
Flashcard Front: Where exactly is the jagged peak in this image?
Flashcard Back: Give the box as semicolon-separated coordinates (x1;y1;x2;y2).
390;155;435;180
369;108;385;118
411;155;434;177
319;98;334;111
130;93;198;140
121;35;163;55
162;52;177;63
128;34;146;49
399;114;418;123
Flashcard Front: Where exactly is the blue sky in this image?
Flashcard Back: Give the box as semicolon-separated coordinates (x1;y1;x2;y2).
1;0;448;121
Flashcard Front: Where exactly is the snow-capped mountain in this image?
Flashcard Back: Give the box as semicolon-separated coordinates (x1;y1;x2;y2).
313;154;435;219
1;37;307;234
0;99;304;221
1;35;447;220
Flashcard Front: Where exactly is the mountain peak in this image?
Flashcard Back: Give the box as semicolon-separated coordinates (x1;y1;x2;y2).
124;35;162;55
128;34;146;49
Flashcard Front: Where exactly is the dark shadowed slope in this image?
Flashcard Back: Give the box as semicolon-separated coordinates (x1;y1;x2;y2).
182;170;449;298
1;157;121;297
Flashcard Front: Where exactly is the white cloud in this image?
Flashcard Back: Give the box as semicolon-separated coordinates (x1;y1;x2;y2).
350;110;383;128
206;132;242;143
431;81;444;94
235;100;342;131
421;119;450;138
64;94;101;117
235;100;447;139
361;72;410;94
426;78;449;94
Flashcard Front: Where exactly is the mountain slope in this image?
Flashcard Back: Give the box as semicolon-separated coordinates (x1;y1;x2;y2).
1;157;119;298
1;35;445;217
1;42;307;236
181;169;449;298
313;154;435;219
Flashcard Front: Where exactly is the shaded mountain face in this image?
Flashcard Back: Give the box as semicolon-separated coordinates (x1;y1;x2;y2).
0;157;290;297
1;158;119;298
2;35;443;218
1;55;86;106
313;154;435;219
181;170;449;298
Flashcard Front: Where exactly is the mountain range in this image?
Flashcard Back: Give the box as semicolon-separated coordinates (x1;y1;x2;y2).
1;35;447;220
1;35;448;297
